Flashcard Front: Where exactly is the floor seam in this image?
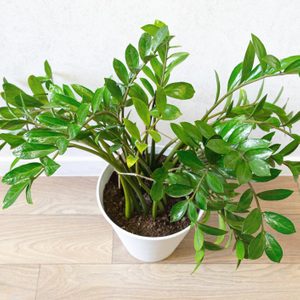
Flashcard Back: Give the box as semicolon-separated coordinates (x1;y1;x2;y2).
34;264;41;300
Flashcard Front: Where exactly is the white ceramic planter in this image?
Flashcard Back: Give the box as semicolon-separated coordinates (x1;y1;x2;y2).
96;164;204;262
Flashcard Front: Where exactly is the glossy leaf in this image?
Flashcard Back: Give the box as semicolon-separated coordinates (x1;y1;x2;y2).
264;211;296;234
113;58;129;84
206;172;224;193
248;232;265;260
13;143;56;159
133;98;150;126
166;184;193;198
40;156;60;176
150;181;164;202
125;44;139;72
242;208;262;234
265;232;283;263
257;189;293;201
177;150;203;170
164;82;195;100
3;180;29;209
124;118;140;140
194;227;204;251
170;200;188;222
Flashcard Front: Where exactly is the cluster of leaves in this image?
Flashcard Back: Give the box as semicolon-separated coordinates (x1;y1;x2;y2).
1;21;300;271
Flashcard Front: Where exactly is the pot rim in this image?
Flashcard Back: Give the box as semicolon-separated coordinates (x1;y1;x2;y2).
96;163;204;241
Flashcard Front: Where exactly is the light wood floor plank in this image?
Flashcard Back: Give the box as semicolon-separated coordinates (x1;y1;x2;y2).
113;214;300;264
0;177;99;215
0;216;112;264
36;264;300;300
0;265;39;300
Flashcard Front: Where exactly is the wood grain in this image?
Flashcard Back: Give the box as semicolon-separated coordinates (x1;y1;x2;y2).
113;214;300;264
36;264;300;300
0;177;99;215
0;265;39;300
0;216;112;264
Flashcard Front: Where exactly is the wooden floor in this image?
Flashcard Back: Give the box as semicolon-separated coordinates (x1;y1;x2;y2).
0;176;299;299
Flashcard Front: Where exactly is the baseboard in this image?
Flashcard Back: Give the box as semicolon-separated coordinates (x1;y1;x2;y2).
0;155;298;176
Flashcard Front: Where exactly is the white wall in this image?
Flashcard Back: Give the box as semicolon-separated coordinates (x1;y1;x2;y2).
0;0;299;175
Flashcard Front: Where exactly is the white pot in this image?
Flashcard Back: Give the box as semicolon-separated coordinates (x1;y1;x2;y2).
96;164;204;262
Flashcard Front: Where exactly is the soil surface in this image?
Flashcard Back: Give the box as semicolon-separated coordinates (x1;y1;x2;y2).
103;172;190;237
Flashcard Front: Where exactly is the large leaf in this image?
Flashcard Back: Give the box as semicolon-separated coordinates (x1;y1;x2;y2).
206;139;231;154
249;159;271;177
265;232;283;263
2;163;43;185
170;200;188;222
264;212;296;234
138;33;152;62
3;180;29;209
124;118;140;140
132;98;150;126
104;78;122;101
13;143;57;159
177;150;203;170
242;208;262;234
24;129;65;144
165;82;195;100
236;159;252;184
151;25;169;51
166;184;193;198
257;189;293;201
248;232;265;259
150;181;164;202
206;172;224;193
125;44;139;71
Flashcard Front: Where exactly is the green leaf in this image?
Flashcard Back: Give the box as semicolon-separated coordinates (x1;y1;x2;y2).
142;24;159;36
26;183;33;205
76;103;90;125
135;141;147;154
214;70;221;102
2;163;43;185
206;172;224;193
0;133;25;148
124;118;140;140
166;52;189;76
195;121;216;139
265;232;283;263
257;189;293;201
51;93;80;110
104;78;122;101
125;44;139;72
206;139;231;154
249;159;271;177
28;75;48;103
188;202;198;222
180;122;202;143
132;98;150;126
113;58;129;84
44;60;52;79
236;240;245;260
56;137;68;155
264;212;296;234
68;123;81;139
241;41;255;82
251;34;267;71
198;223;227;236
263;55;281;70
148;130;161;142
37;113;68;128
284;59;300;73
195;191;207;210
223;151;240;169
158;104;182;120
3;180;29;209
13;143;56;159
151;26;169;51
236;160;252;184
24;130;65;145
238;189;253;211
40;156;60;176
164;82;195;100
194;227;204;251
71;84;93;101
248;232;265;259
245;148;273;160
227;63;242;90
204;241;223;251
126;155;138;168
138;33;152;62
156;87;167;113
170;123;196;147
239;139;270;152
242;208;262;234
150;181;164;202
253;168;281;182
170;200;188;222
140;78;154;96
128;83;148;104
177;150;203;170
166;184;193;198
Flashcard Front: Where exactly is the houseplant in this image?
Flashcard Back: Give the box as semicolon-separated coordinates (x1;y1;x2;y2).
1;20;300;270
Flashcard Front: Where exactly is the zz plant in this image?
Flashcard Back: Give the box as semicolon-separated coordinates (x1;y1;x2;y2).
1;20;300;270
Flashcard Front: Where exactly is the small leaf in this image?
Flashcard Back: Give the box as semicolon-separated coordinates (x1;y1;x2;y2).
238;189;253;211
241;41;255;82
264;211;296;234
151;26;169;51
125;44;139;72
236;240;245;260
284;59;300;73
194;227;204;251
13;143;56;159
195;191;207;210
156;87;167;113
113;58;129;84
40;156;60;176
138;33;152;62
104;78;122;101
44;60;52;79
257;189;293;201
135;141;147;154
236;160;252;184
164;82;195;100
206;139;231;154
251;34;267;71
170;200;188;222
25;183;33;205
126;155;138;168
188;202;198;222
249;159;271;177
150;181;164;202
3;180;29;209
265;232;283;263
198;223;227;236
242;208;262;234
148;130;161;142
263;55;281;70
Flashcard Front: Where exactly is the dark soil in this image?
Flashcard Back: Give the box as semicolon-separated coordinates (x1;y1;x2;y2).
103;172;190;237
